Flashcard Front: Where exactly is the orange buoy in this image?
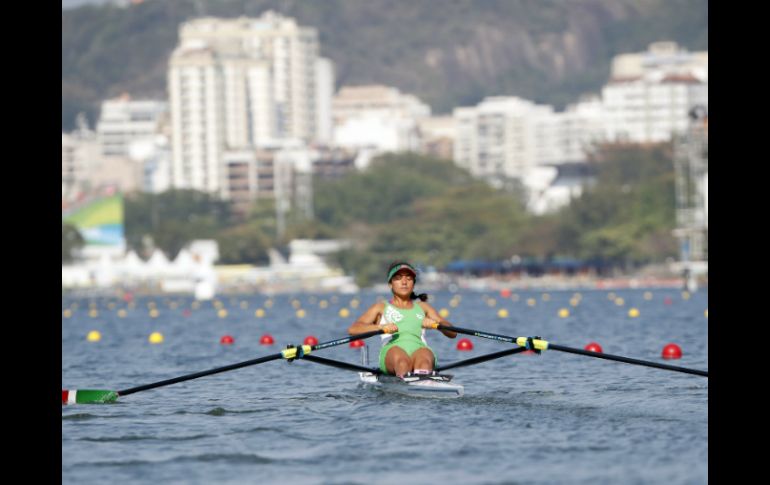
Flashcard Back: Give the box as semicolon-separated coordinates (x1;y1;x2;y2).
260;334;275;345
662;343;682;359
500;288;512;298
303;335;319;346
456;338;474;351
349;339;365;348
584;342;603;353
664;297;673;306
220;335;234;345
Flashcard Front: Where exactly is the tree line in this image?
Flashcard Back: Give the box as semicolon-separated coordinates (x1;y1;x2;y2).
62;143;679;287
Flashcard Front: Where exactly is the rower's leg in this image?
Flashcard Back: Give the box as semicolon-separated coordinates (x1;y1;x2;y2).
385;346;412;377
411;347;436;372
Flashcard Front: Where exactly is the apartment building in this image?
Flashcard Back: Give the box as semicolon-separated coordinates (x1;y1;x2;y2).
332;84;431;153
96;94;168;158
168;12;333;196
603;42;708;143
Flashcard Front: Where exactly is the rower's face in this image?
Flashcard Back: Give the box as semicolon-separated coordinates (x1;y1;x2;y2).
390;271;415;294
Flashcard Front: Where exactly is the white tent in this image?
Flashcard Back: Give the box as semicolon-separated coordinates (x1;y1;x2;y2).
146;249;171;276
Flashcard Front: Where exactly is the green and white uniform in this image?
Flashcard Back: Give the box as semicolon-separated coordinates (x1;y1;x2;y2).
378;301;436;373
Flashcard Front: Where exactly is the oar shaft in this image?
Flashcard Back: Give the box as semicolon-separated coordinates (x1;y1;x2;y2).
119;329;385;397
314;329;383;351
302;354;382;374
548;344;708;377
435;324;708;377
437;347;530;372
118;353;282;396
438;324;517;344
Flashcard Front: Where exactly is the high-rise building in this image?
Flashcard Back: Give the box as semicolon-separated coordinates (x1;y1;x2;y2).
168;12;333;196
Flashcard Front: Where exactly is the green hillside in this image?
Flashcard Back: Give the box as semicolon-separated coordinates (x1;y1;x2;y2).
62;0;707;130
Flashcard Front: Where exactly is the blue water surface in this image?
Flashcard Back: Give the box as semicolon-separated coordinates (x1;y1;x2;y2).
62;288;708;484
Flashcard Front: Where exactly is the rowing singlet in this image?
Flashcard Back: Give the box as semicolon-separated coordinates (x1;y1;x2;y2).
378;301;433;373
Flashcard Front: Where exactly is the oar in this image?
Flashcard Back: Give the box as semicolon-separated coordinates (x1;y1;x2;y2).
428;323;708;377
62;329;384;404
436;346;530;372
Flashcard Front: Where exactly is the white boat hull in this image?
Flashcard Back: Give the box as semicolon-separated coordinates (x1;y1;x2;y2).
358;372;464;398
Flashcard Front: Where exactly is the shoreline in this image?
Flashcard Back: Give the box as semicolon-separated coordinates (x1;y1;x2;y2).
62;273;707;298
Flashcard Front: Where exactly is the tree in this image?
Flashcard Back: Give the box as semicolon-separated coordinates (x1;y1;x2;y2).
124;189;232;258
217;223;273;265
62;223;84;263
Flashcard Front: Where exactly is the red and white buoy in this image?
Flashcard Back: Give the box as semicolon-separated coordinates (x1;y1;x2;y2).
456;338;474;351
259;334;274;345
662;343;682;359
349;339;365;348
584;342;603;353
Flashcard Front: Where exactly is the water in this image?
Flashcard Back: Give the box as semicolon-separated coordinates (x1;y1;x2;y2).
62;289;708;484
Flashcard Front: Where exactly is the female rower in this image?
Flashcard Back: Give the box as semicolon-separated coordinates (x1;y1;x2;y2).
348;261;456;378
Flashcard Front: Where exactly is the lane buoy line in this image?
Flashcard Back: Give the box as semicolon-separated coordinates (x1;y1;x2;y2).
63;322;708;405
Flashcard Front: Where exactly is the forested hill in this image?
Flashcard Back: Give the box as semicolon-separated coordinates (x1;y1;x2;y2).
62;0;707;130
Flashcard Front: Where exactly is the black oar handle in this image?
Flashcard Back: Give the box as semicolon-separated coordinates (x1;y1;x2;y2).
118;330;385;396
313;329;383;351
548;344;709;377
434;323;517;344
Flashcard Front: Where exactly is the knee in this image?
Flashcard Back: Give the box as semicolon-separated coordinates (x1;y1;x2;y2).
394;355;412;367
413;354;434;369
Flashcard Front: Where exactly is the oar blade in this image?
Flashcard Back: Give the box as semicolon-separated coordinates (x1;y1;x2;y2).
62;389;119;405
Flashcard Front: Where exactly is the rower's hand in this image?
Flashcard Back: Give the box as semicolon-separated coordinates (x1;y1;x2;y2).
382;323;399;334
422;317;440;329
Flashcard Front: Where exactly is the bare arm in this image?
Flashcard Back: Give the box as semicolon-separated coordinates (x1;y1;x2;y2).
348;302;397;335
419;302;457;338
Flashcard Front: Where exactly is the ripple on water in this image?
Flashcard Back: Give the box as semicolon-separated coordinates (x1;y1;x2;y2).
85;453;274;467
77;433;213;442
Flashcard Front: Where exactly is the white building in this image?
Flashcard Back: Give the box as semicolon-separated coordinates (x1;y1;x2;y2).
450;42;707;214
62;114;101;201
453;97;559;183
128;135;172;193
611;41;708;80
96;94;168;157
168;12;334;196
417;116;457;161
602;71;708;143
316;58;335;145
603;41;708;143
332;84;430;154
